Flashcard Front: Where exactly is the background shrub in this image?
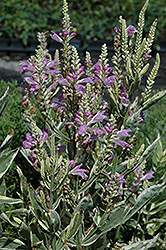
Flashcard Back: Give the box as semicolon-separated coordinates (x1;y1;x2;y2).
0;0;165;46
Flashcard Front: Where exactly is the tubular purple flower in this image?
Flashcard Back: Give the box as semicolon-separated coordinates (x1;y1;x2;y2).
19;61;35;74
104;75;117;88
47;82;58;92
116;175;126;185
75;84;86;95
69;160;75;169
70;164;89;179
30;150;36;160
80;76;99;84
90;134;103;141
56;76;70;86
24;76;36;85
129;179;141;192
108;152;114;163
22;133;35;149
46;69;59;76
144;54;152;60
88;110;107;125
77;123;87;136
50;31;63;43
46;59;57;68
115;129;131;138
113;26;120;33
119;92;130;107
113;139;129;150
142;171;155;181
38;129;50;143
126;25;137;36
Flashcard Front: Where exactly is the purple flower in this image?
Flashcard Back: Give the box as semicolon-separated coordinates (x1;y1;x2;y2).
75;84;86;95
108;152;114;163
70;164;89;179
142;171;155;181
88;110;107;125
129;179;141;192
56;76;70;86
46;59;57;68
77;123;87;136
113;139;129;150
144;54;152;60
69;160;75;169
126;25;137;36
37;129;50;144
50;31;63;43
113;26;120;34
139;112;146;125
115;129;131;138
116;174;126;185
104;75;117;88
19;61;35;74
80;76;99;84
90;134;103;141
22;133;35;149
57;146;66;154
30;150;36;160
24;76;41;95
47;82;58;92
119;92;130;107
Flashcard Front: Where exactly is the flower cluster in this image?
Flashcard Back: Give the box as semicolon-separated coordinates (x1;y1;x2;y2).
129;166;155;192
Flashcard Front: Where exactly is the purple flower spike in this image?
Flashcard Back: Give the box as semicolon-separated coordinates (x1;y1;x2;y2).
126;25;137;36
70;164;89;179
77;123;87;136
50;31;63;43
142;171;155;181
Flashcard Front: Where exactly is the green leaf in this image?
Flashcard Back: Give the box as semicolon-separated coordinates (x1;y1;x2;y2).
149;200;166;215
82;183;164;246
78;175;98;194
124;183;165;222
0;86;9;116
0;129;14;154
142;90;166;111
18;221;30;241
48;209;61;232
122;233;160;250
63;209;84;241
0;237;28;249
0;148;19;179
0;195;23;204
125;135;160;175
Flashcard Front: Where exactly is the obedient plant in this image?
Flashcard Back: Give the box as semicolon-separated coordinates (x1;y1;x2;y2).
0;0;166;249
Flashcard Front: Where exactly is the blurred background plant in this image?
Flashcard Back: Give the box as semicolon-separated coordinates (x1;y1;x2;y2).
0;0;166;46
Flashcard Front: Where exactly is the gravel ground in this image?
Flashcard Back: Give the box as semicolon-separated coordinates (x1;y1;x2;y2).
0;58;23;82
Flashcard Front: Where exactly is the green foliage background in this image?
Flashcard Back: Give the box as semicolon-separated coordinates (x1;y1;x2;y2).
0;0;166;45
